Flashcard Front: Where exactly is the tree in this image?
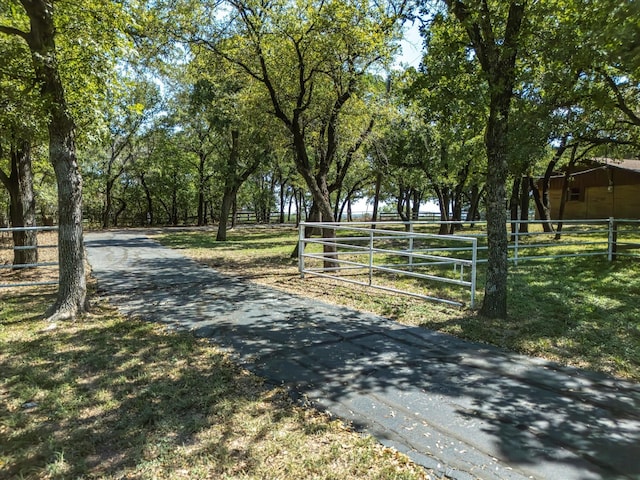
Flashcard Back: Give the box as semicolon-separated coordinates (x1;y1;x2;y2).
513;0;640;235
176;69;272;240
1;1;88;320
0;27;41;265
421;0;526;318
96;80;160;228
0;141;38;265
169;0;405;263
408;18;488;233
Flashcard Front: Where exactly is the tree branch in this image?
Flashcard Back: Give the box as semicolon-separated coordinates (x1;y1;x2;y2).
601;72;640;127
0;24;29;40
446;0;492;73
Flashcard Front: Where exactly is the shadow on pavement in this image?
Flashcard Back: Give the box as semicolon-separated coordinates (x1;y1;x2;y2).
85;233;640;480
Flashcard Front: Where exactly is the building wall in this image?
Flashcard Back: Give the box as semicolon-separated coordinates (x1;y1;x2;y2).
547;180;640;219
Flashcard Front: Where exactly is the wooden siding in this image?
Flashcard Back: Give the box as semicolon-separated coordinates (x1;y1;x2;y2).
549;166;640;190
547;184;640;219
541;164;640;219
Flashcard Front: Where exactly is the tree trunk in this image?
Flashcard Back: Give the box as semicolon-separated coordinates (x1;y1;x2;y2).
338;180;364;223
102;178;114;229
555;146;579;240
231;197;238;228
450;161;470;233
518;177;529;233
197;186;205;226
509;177;521;242
217;186;238;241
447;0;525;318
0;141;38;266
295;159;337;268
465;184;482;227
171;180;178;225
279;179;286;224
396;184;411;231
19;0;87;320
450;189;463;234
140;172;154;225
267;174;276;223
216;129;260;237
411;189;421;221
481;98;510;318
371;172;382;228
555;173;570;241
540;162;555;231
333;185;342;221
287;190;294;223
529;177;553;232
113;198;127;227
434;185;450;235
197;153;207;226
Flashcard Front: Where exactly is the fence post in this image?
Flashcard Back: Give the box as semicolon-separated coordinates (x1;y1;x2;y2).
298;222;305;277
607;217;617;261
409;222;414;271
369;230;374;286
470;237;477;309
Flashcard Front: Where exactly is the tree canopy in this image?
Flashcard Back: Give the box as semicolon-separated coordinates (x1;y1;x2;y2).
1;0;638;318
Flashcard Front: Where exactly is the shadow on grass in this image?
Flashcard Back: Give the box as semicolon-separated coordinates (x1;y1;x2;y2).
82;229;640;479
416;256;640;378
0;294;296;479
200;255;298;277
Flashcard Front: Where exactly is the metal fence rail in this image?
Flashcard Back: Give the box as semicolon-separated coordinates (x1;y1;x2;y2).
507;218;640;264
0;226;58;288
329;218;640;264
298;222;478;308
298;218;639;308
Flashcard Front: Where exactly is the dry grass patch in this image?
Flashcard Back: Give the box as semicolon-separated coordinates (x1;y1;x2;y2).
0;288;432;480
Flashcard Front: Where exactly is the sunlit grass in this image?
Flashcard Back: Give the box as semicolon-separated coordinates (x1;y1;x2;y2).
155;226;640;381
0;288;430;479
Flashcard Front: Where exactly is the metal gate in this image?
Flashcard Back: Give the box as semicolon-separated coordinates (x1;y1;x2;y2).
298;222;478;308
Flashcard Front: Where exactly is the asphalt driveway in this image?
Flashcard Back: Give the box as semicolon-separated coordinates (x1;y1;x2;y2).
85;230;640;480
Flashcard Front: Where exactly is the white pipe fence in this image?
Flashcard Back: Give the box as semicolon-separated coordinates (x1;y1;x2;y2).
322;218;640;264
298;218;640;307
0;226;58;288
298;222;478;308
506;218;640;264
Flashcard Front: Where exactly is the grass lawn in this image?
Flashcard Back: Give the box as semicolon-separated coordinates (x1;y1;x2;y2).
0;287;430;479
156;226;640;381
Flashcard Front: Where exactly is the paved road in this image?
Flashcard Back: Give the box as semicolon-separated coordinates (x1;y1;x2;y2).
85;231;640;480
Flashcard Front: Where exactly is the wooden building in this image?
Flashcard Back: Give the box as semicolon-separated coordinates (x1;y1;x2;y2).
546;158;640;219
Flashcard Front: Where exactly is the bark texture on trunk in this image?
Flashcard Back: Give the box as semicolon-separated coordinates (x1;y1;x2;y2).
481;91;510;318
0;141;38;266
21;0;87;320
447;0;526;318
